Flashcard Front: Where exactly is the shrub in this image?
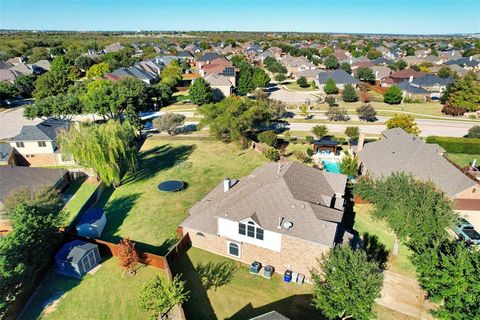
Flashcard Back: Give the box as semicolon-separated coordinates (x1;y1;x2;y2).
264;147;280;161
383;85;403;104
425;136;480;154
312;125;328;139
403;97;423;104
441;104;466;116
296;76;308;88
342;84;358;102
324;78;339;94
327;106;350;121
345;126;360;141
467;126;480;138
325;95;338;107
357;103;377;122
305;135;314;143
306;148;313;156
294;150;311;163
257;130;278;147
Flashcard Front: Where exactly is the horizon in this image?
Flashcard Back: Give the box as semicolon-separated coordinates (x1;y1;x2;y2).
1;0;479;35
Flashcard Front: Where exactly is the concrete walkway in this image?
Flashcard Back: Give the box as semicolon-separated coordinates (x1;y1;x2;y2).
378;271;434;319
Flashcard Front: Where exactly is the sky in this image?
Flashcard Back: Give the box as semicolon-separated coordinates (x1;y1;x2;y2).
1;0;479;35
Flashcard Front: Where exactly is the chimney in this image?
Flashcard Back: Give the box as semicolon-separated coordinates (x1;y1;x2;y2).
409;75;413;83
469;56;473;61
223;177;231;192
357;133;365;153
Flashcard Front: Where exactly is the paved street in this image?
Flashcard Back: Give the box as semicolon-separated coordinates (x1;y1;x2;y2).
0;107;42;140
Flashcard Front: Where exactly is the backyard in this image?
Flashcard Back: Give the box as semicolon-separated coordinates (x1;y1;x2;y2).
94;136;268;254
20;257;167;320
446;153;480;167
62;177;99;225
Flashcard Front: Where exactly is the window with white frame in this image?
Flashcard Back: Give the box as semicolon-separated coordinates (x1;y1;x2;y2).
16;142;24;148
238;221;264;240
228;242;240;257
38;141;47;147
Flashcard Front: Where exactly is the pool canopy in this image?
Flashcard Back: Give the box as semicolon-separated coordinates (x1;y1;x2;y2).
312;138;340;153
157;180;185;192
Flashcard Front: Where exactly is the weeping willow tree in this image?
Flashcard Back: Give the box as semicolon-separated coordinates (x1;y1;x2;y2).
58;120;138;187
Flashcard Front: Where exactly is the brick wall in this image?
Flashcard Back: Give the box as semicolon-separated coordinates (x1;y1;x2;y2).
15;153;59;166
183;227;330;281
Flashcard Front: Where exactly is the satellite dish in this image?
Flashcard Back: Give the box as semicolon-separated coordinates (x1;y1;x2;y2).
283;221;293;229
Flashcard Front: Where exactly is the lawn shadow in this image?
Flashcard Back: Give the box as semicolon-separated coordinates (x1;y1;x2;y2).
229;294;323;320
195;261;238;292
170;250;218;320
361;232;389;270
123;144;196;185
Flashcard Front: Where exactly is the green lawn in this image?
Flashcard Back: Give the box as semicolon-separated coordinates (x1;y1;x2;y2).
354;204;416;277
284;82;318;92
20;258;166;320
172;247;317;320
446;153;480;167
62;178;99;225
96;137;268;254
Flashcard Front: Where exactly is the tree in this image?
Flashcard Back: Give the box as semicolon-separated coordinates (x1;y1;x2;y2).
339;151;359;177
326;106;349;121
118;238;141;276
366;49;382;60
149;82;173;108
467;125;480;138
189;77;214;105
86;62;110;78
296;76;308;88
395;59;407;71
160;60;183;88
267;99;286;120
33;56;74;98
0;187;64;316
312;245;383;320
437;66;453;79
342;84;358;102
323;78;338;94
0;81;19;101
152;112;186;135
356;103;377;122
386;114;420;135
383;85;403;104
237;66;255;95
137;275;189;319
299;104;309;119
257;130;277;147
340;62;352;74
74;55;94;71
24;88;83;120
443;77;480;112
274;73;287;83
344;126;360;140
252;68;270;88
356;67;375;82
58;120;138;187
324;55;339;70
264;147;280;162
14;74;36;97
312;125;328;139
320;47;333;57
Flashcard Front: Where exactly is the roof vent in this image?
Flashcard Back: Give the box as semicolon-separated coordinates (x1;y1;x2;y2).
282;221;293;229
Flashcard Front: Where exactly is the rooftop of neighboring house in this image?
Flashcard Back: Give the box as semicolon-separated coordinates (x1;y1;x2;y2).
357;128;476;197
32;59;51;71
0;166;66;205
196;52;221;62
0;69;22;82
9;63;33;75
317;69;359;85
110;66;157;83
444;57;480;68
294;68;322;78
182;161;348;247
177;50;194;58
410;74;453;87
333;49;349;61
0;143;13;162
0;60;14;70
397;80;430;94
204;73;233;87
389;68;426;80
10;120;70;142
371;57;395;66
104;42;124;53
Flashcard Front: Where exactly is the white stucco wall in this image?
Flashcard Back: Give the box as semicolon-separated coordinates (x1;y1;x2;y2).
217;217;282;252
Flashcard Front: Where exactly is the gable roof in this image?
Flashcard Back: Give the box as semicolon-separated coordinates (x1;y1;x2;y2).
0;60;14;70
317;69;359;85
11;120;70;142
411;74;453;87
196;52;220;62
55;240;98;264
390;69;426;80
397;81;429;94
444;57;480;68
357;128;477;197
204;73;232;87
182;162;347;246
0;143;13;162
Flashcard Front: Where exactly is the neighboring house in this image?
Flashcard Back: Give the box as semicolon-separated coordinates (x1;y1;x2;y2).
447;64;469;78
200;57;236;86
333;49;350;61
370;65;392;81
0;143;15;166
381;68;426;87
316;69;359;91
9;120;73;166
397;80;430;101
103;42;124;53
0;60;14;70
185;43;201;54
282;56;316;75
357;128;480;229
32;59;52;72
107;66;157;84
203;73;233;100
135;59;164;77
409;75;453;99
438;50;462;62
181;161;351;279
195;52;221;69
293;69;322;82
0;69;22;82
154;55;178;66
177;50;194;61
0;166;68;213
371;57;394;66
444;57;480;70
9;63;33;76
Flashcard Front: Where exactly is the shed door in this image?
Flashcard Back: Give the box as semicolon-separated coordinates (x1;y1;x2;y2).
82;250;97;273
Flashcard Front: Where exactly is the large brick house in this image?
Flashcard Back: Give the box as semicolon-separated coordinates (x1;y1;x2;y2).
357;128;480;229
180;162;351;280
9;120;74;166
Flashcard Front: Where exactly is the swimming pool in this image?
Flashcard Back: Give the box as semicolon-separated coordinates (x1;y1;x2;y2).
322;160;340;174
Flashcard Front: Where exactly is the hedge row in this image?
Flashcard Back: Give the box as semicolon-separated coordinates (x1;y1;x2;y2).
425;136;480;154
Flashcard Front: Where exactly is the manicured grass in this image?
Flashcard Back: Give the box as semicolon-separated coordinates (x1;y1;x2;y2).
446;153;480;167
20;258;166;320
354;204;416;277
62;178;99;225
284;82;318;92
172;247;317;320
96;137;268;254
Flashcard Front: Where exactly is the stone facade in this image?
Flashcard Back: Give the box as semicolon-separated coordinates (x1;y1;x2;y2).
183;226;330;281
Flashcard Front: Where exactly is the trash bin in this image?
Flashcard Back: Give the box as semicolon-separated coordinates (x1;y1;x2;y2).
291;272;298;283
284;270;292;282
296;273;305;285
264;265;274;279
250;261;261;274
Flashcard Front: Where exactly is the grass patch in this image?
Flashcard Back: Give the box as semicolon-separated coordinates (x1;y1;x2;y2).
20;257;166;320
354;204;416;277
446;153;480;167
172;247;316;320
96;137;267;254
284;82;318;92
62;178;99;225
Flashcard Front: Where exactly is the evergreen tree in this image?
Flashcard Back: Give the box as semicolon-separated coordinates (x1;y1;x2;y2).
342;83;358;102
383;85;403;104
189;77;214;105
323;78;338;94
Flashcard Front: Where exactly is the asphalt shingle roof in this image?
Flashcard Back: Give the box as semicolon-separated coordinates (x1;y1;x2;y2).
0;143;12;162
55;240;98;264
11;120;70;142
398;81;430;94
317;69;359;85
196;52;220;62
410;74;453;87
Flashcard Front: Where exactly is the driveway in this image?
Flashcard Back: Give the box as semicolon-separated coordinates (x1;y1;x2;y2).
0;107;42;140
268;85;320;104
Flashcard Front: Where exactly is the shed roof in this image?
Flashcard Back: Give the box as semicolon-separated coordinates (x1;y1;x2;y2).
55;240;98;264
78;207;104;225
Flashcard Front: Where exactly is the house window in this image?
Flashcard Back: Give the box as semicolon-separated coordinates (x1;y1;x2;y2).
38;141;47;147
239;223;246;235
247;221;255;237
228;242;240;257
16;142;24;148
256;228;264;240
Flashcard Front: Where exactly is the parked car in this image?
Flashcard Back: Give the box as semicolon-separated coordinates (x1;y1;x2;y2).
453;218;480;245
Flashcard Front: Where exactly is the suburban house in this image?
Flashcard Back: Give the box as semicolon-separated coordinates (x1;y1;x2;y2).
444;56;480;70
8;120;73;166
370;65;392;81
293;68;322;82
106;66;157;84
397;81;430;101
280;56;316;75
195;52;221;69
357;128;480;229
315;69;359;91
181;162;351;279
409;75;453;99
199;57;236;86
381;68;426;87
103;42;124;53
203;73;233;100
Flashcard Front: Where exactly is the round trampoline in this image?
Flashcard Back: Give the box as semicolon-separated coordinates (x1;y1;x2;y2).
157;180;185;192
